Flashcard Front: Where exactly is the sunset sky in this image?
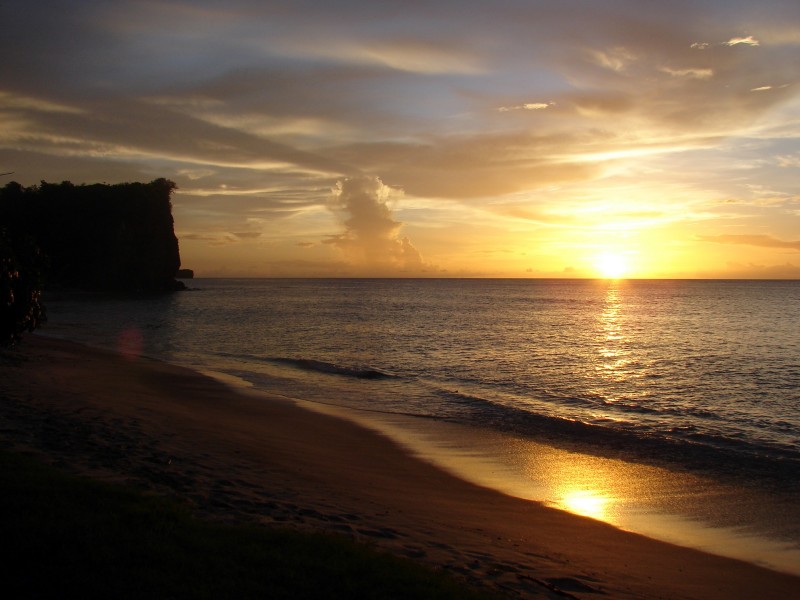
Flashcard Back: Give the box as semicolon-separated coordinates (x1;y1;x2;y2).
2;0;799;278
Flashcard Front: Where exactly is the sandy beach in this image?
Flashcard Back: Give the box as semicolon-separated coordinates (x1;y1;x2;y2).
1;335;798;599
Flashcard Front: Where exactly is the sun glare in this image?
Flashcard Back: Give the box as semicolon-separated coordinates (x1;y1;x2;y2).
595;252;629;279
560;490;611;520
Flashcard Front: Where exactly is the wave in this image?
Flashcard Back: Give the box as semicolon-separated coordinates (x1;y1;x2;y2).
432;387;800;489
213;350;799;488
270;357;395;380
214;351;395;380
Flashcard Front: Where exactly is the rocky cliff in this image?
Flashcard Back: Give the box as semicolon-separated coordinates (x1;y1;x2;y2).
0;179;185;292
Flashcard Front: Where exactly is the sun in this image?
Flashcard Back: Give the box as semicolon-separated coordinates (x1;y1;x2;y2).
594;251;629;279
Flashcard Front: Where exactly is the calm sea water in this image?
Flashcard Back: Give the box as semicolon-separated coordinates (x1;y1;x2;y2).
43;278;800;570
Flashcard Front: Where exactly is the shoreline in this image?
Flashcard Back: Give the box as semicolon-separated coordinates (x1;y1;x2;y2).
285;397;800;577
2;335;799;599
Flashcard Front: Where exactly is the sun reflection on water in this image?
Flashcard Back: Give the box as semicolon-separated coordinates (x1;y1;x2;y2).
353;411;800;577
599;286;624;357
594;283;635;388
559;489;613;520
521;445;625;526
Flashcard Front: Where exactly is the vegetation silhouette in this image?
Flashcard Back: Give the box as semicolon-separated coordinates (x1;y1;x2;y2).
0;179;185;345
0;228;46;346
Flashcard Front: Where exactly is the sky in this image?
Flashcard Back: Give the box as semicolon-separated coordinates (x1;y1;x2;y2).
1;0;799;278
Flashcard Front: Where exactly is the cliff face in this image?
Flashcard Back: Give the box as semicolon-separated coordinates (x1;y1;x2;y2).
0;179;185;292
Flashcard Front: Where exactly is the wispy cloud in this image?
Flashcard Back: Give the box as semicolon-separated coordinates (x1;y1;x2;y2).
699;234;800;251
589;47;637;71
660;67;714;79
498;102;552;112
777;154;800;167
724;36;760;47
691;36;761;50
276;37;484;74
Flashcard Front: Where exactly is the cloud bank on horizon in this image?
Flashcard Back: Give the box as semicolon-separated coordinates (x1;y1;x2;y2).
1;0;799;277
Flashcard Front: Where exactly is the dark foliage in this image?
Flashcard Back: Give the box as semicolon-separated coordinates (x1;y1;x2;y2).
0;227;47;346
0;179;185;293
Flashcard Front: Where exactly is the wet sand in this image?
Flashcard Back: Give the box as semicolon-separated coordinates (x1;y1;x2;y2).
1;335;798;599
325;408;800;577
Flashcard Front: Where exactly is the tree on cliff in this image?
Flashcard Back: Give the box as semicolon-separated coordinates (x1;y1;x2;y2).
0;179;184;293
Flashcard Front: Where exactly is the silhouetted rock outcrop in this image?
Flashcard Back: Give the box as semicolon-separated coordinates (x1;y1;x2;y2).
0;179;185;292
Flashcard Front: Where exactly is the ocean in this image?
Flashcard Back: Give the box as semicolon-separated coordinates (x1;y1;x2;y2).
43;278;800;574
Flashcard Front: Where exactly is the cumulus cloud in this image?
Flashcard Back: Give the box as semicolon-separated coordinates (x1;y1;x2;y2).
327;176;426;273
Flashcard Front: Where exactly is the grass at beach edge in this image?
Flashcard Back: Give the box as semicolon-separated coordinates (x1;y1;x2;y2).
0;450;493;599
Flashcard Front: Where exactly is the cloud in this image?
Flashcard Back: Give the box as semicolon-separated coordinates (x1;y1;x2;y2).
176;168;217;180
718;262;800;279
287;37;484;74
725;36;760;47
589;47;637;72
0;90;84;115
693;36;762;50
2;0;800;277
181;233;218;242
777;154;800;167
332;131;602;199
0;91;356;179
660;67;714;79
327;176;427;273
498;102;552;112
699;234;800;251
565;92;634;117
181;232;239;246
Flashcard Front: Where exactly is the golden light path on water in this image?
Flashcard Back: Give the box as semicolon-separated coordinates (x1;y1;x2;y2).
595;283;635;385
